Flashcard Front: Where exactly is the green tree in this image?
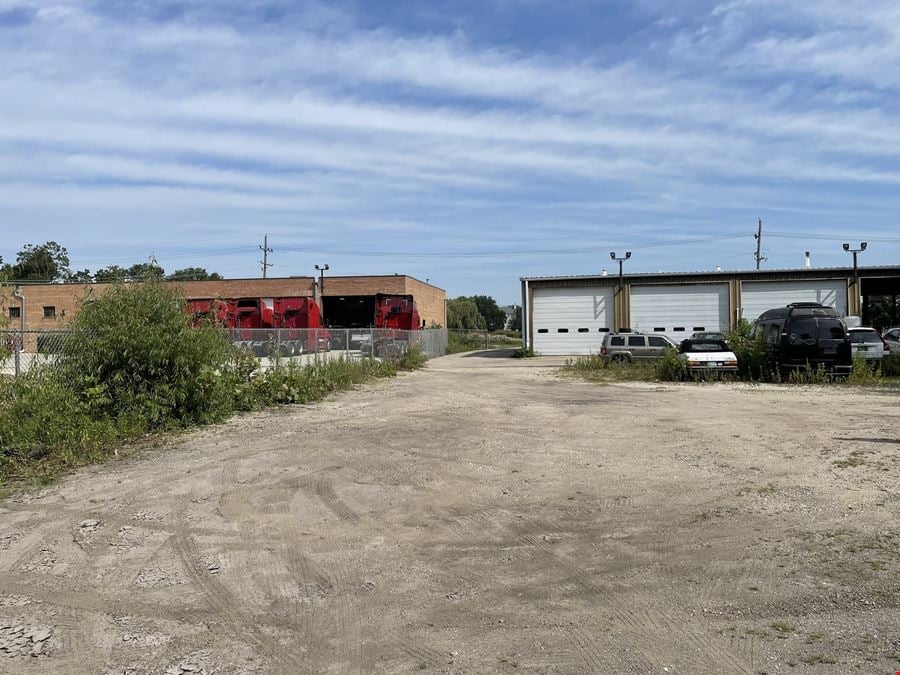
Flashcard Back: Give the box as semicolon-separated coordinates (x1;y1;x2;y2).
127;262;165;281
509;305;522;332
167;267;223;281
469;295;507;332
447;297;486;330
65;269;94;284
9;241;70;281
94;266;128;283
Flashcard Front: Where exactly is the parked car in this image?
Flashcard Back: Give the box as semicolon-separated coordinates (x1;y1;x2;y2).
690;331;727;342
847;327;889;367
884;327;900;355
600;332;678;363
678;339;738;376
753;302;852;376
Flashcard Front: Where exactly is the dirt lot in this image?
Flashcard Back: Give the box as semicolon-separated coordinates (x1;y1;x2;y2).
1;351;899;674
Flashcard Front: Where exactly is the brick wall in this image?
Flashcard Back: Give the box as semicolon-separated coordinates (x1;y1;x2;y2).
404;277;447;327
0;278;314;331
1;275;446;331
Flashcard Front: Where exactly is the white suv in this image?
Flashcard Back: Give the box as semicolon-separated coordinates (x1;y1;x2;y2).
884;327;900;355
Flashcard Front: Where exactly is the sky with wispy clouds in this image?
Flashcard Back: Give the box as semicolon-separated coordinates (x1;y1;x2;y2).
1;0;899;302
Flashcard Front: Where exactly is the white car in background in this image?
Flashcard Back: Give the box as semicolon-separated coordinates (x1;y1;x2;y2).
884;327;900;355
677;339;739;376
848;327;890;366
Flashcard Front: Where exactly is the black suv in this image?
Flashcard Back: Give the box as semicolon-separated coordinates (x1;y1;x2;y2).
753;303;852;375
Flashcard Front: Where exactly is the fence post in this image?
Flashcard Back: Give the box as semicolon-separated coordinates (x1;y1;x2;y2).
13;331;21;379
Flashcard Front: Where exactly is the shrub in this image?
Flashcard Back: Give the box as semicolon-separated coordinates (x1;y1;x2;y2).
58;283;243;428
655;348;686;381
393;345;427;371
726;318;775;381
512;347;535;358
846;355;882;386
0;283;421;487
448;331;485;353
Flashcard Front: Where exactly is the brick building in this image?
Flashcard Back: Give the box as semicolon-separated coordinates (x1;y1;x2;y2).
1;275;446;331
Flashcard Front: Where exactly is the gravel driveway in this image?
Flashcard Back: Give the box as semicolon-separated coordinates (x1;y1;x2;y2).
1;351;899;674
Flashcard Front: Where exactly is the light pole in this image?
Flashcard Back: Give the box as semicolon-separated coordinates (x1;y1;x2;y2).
610;251;631;331
610;251;631;290
315;264;329;320
842;242;866;314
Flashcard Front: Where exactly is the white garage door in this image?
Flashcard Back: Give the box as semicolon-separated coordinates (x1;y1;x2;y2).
630;284;729;341
532;286;614;354
741;280;847;321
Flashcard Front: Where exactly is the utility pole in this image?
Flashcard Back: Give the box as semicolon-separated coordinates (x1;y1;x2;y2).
259;235;273;279
754;218;766;270
842;241;867;315
315;264;329;321
609;251;631;331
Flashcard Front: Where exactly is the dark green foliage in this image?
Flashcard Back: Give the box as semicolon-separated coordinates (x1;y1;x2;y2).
392;345;427;371
470;295;507;332
126;262;166;281
3;241;70;281
726;318;776;381
167;267;223;281
59;283;242;428
655;348;686;381
0;282;419;488
94;265;129;282
447;298;486;330
508;305;522;332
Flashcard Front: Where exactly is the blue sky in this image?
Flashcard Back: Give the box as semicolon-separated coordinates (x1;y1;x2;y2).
1;0;899;304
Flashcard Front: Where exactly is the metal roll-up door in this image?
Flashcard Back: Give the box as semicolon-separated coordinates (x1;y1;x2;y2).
532;286;614;355
630;283;729;341
741;280;847;321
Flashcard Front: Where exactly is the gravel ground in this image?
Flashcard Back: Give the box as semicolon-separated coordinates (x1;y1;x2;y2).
1;350;899;674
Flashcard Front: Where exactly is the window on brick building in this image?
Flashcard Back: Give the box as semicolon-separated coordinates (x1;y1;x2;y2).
8;307;20;319
43;306;56;319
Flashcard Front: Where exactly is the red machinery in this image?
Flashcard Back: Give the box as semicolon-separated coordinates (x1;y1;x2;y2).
187;297;331;356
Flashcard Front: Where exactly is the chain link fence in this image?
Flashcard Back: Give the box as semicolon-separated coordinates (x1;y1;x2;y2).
447;329;522;353
0;328;449;378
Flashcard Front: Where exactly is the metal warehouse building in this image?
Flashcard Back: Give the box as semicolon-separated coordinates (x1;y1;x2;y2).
521;265;900;355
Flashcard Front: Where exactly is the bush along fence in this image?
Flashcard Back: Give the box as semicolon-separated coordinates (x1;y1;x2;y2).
0;283;442;486
1;327;449;378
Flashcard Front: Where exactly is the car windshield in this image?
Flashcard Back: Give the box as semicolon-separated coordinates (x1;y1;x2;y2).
849;329;881;343
681;340;728;353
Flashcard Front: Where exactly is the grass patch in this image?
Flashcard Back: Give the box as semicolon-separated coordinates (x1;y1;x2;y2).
391;344;427;371
561;354;657;382
801;654;836;665
757;481;778;495
833;451;867;468
770;621;796;636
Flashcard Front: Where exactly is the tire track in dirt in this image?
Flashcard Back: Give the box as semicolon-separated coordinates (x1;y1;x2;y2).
519;513;752;674
430;499;752;674
171;530;307;672
294;472;449;672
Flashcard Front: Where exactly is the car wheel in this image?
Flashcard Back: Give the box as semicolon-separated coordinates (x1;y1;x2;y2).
324;339;332;352
611;354;629;364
